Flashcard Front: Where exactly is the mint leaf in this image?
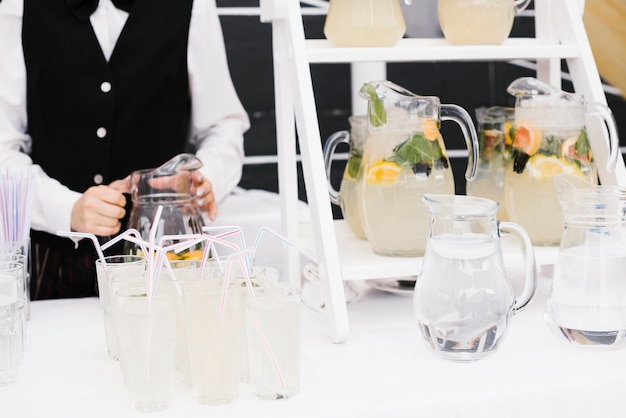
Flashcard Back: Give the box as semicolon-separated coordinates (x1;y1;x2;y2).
360;83;386;127
391;133;445;167
575;129;591;156
346;152;362;179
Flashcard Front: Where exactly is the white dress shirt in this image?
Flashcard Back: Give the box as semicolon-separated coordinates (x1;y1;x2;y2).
0;0;250;235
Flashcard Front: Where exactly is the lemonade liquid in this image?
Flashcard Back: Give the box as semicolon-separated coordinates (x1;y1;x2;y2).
338;176;367;239
438;0;515;45
323;0;406;47
361;130;454;257
504;104;596;246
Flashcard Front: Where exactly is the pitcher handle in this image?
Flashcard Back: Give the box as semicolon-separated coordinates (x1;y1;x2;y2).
441;104;479;181
514;0;532;13
499;221;538;313
322;130;350;205
587;101;620;172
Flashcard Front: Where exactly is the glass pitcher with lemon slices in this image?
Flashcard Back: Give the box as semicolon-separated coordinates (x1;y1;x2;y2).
358;81;479;256
504;77;620;246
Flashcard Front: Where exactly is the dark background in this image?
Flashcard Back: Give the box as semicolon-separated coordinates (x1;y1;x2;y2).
216;1;626;219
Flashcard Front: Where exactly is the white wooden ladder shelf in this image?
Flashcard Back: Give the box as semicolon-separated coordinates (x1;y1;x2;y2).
259;0;626;343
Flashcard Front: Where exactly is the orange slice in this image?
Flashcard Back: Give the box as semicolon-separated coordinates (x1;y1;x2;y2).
423;118;440;140
366;161;402;185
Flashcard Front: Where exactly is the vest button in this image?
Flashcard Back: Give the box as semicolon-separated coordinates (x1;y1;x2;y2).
100;82;112;93
96;127;107;138
93;174;103;185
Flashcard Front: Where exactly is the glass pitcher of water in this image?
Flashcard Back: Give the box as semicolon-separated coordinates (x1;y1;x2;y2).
323;115;368;239
545;175;626;348
504;77;620;246
358;80;479;256
414;194;537;361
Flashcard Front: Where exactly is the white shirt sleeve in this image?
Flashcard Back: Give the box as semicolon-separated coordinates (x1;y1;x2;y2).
0;0;250;235
0;0;82;235
187;0;250;204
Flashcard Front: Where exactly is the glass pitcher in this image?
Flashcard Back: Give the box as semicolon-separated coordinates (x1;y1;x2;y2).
414;194;537;361
126;155;205;259
323;0;406;47
545;175;626;348
504;77;620;246
438;0;532;45
323;115;368;240
466;106;514;221
358;80;479;257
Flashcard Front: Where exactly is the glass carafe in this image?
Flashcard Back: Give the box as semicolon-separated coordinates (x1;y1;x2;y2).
438;0;531;45
323;115;368;239
358;80;479;257
545;175;626;348
324;0;406;47
126;158;205;259
466;106;514;221
504;77;620;246
414;194;537;361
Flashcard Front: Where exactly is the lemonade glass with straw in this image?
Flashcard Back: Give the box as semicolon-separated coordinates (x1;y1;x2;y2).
358;81;478;256
504;77;619;246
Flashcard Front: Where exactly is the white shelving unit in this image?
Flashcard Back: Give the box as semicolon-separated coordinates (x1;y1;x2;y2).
259;0;626;343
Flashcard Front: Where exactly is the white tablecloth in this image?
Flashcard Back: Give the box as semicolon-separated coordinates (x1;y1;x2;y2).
3;271;626;418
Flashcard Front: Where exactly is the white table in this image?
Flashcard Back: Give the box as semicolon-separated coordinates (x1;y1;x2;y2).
3;272;625;418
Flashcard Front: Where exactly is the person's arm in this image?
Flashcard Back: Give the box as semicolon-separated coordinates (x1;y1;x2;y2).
0;0;82;235
0;0;126;236
186;0;250;215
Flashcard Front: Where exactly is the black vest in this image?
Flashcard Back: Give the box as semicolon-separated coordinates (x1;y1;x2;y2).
22;0;194;193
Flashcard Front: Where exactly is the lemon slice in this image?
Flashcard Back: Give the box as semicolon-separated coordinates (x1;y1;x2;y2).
366;161;402;185
529;155;582;180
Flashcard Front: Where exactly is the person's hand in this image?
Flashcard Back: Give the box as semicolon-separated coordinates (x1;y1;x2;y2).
70;185;127;236
191;171;217;221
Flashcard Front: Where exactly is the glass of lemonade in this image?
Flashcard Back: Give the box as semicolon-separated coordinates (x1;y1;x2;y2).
438;0;531;45
115;284;176;412
466;106;514;221
244;286;301;400
358;81;478;257
503;77;622;246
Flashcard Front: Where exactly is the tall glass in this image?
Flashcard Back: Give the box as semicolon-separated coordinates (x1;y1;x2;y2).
114;284;176;412
181;281;241;405
94;255;146;360
244;286;301;399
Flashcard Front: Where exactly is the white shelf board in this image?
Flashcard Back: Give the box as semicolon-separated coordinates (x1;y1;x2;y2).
305;38;581;64
298;220;559;281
